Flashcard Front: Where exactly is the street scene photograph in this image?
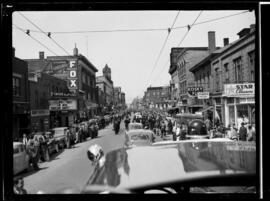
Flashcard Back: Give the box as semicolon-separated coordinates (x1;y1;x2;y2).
10;8;257;195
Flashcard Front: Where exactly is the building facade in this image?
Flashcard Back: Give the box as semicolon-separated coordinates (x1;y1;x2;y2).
28;72;73;131
189;25;256;128
26;47;99;122
12;48;31;140
143;86;171;110
96;64;114;112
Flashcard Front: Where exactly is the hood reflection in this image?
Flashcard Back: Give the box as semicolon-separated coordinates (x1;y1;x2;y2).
177;141;256;173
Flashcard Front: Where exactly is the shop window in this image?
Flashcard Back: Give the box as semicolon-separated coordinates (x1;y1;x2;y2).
237;104;249;124
227;98;234;104
13;76;21;97
228;106;235;126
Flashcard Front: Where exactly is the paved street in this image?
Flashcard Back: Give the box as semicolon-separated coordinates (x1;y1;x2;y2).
21;123;126;194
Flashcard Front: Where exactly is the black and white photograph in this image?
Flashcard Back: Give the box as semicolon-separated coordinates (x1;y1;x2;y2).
2;1;265;199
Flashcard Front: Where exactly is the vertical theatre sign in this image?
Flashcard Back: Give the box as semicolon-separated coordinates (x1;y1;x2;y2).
68;60;78;94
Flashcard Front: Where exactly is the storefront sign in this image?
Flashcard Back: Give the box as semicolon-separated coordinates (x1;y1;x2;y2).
198;92;209;99
187;87;203;97
49;99;77;111
51;92;77;97
224;83;254;97
31;109;50;117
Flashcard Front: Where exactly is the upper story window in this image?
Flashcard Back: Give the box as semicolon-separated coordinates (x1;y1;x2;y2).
13;76;21;97
224;63;229;83
248;51;255;82
82;71;86;83
215;67;220;91
233;57;243;83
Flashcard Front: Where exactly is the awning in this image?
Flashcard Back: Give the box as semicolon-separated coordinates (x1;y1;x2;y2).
198;106;214;113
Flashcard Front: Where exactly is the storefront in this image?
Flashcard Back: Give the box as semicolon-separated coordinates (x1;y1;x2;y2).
223;83;255;128
30;109;50;132
49;98;77;128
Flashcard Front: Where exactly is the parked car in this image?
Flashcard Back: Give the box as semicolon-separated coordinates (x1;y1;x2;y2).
13;142;30;175
51;127;68;149
124;129;155;147
81;140;256;194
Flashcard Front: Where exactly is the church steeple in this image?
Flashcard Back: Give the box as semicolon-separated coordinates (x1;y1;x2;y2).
73;43;78;56
103;64;111;80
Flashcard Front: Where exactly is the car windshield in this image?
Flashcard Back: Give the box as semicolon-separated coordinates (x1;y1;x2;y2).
10;9;257;195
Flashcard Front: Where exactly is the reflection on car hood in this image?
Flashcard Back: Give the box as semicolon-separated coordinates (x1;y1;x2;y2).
85;141;256;189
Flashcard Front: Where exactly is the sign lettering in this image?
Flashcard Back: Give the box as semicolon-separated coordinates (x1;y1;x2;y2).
70;70;77;78
70;80;77;87
224;83;254;97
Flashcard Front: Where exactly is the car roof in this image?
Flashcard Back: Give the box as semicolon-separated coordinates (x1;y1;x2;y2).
52;127;68;130
13;142;23;146
86;140;256;189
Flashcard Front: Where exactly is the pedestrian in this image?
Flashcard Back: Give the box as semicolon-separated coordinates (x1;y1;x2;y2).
161;121;166;138
124;116;130;130
66;127;71;149
247;124;256;142
168;120;173;135
26;139;39;170
238;122;247;141
22;133;29;148
204;118;212;132
14;177;27;194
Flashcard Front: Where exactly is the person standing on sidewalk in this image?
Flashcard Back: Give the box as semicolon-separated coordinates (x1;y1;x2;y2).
14;177;27;194
238;122;247;141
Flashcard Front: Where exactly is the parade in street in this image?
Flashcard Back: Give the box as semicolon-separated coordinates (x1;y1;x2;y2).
10;8;257;195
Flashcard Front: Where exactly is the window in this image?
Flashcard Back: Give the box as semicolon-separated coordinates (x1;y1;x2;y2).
35;90;39;107
82;71;86;83
215;68;220;91
233;57;243;83
224;63;229;83
13;76;21;97
248;51;255;82
207;71;210;88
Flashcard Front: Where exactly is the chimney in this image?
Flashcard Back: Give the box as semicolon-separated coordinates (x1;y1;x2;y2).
39;51;44;59
223;38;229;46
208;31;216;53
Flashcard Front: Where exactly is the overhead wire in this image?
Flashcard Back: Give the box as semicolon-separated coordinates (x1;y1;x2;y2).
15;11;250;34
152;11;204;84
18;12;71;56
13;24;59;56
144;11;181;90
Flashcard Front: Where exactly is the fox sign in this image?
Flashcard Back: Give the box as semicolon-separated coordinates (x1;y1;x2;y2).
68;60;78;92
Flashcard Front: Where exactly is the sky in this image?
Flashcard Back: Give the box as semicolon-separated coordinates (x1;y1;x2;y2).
12;10;256;104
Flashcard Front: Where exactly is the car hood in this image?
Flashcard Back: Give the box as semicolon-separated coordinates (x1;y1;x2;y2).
85;141;256;189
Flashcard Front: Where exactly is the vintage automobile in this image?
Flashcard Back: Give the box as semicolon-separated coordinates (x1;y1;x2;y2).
124;129;155;147
80;140;256;194
186;119;210;140
13;142;30;175
51;127;68;149
128;122;143;130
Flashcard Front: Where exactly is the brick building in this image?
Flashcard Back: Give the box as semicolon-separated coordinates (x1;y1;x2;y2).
28;72;73;131
26;46;99;122
189;25;256;127
96;64;114;112
143;86;170;110
169;47;209;113
12;48;31;139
